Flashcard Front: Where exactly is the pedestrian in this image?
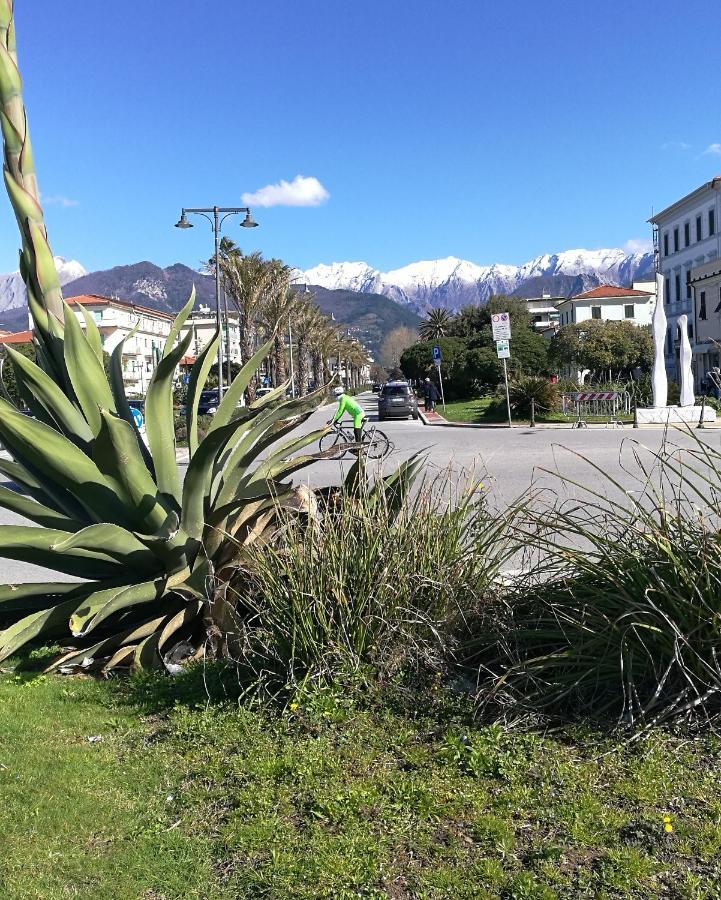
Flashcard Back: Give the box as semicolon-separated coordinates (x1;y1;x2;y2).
423;376;439;412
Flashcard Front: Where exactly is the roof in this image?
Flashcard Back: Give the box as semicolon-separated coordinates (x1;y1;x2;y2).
0;329;33;344
66;293;176;321
570;285;653;301
649;176;721;224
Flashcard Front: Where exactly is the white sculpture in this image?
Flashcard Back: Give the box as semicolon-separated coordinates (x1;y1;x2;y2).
678;314;694;407
651;271;667;408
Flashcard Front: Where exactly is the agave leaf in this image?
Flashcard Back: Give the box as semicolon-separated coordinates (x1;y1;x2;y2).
162;287;195;358
181;411;255;540
0;454;86;521
3;166;43;226
248;378;291;410
27;219;64;320
108;324;155;473
185;326;221;458
62;299;116;434
0;525;135;579
145;327;193;503
51;523;161;572
93;410;176;536
158;600;203;650
0;581;89;616
0;483;84;531
133;632;163;671
0;397;136;527
102;644;136;672
73;301;103;363
3;344;93;443
69;577;163;638
207;335;274;434
0;596;81;664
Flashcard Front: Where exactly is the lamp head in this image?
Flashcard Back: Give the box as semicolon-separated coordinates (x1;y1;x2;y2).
240;209;259;228
175;211;193;229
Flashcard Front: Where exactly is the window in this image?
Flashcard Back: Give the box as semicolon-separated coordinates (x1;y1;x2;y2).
667;327;672;355
710;208;716;236
665;277;670;304
689;323;693;340
686;269;692;299
700;291;707;320
675;273;681;302
663;232;669;256
624;304;634;319
674;227;679;252
591;306;602;320
684;222;690;246
696;215;702;241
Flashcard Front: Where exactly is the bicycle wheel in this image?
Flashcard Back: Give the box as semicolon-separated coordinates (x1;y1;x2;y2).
319;429;347;457
364;427;390;459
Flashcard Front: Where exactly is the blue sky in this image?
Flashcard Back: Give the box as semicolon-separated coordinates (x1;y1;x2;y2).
2;0;720;275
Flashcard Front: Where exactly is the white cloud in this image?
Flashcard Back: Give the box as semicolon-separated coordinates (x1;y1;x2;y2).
241;175;329;208
661;141;691;151
623;238;653;254
42;194;79;208
703;143;721;156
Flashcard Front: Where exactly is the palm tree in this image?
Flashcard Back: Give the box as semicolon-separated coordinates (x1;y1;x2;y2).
292;301;324;397
419;307;453;341
308;315;339;393
256;274;296;388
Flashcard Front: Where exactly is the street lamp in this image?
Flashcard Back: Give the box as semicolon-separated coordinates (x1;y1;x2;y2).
174;205;259;399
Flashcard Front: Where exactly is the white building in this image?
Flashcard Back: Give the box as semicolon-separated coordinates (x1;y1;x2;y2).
689;258;721;385
180;307;242;366
649;177;721;379
555;283;656;327
525;293;562;333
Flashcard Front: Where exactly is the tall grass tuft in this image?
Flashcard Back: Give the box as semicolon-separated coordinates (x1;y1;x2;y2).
469;432;721;730
227;469;519;695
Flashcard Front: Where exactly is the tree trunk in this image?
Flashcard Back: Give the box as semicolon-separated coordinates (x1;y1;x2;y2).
273;334;286;387
297;341;309;397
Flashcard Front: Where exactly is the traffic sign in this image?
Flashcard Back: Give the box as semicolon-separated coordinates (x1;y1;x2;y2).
432;345;442;363
131;406;144;428
491;312;511;341
496;339;510;359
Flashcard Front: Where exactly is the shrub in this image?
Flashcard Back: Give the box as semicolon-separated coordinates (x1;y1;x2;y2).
229;465;518;694
507;375;559;416
467;434;721;729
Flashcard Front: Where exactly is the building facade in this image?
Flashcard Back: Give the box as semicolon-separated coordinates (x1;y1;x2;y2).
649;177;721;380
525;293;562;333
555;284;656;327
689;258;721;385
180;308;242;366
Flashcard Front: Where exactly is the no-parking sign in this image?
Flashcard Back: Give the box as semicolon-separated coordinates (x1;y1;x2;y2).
491;312;511;341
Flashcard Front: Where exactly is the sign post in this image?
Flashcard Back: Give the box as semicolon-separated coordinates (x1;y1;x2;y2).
492;314;513;428
432;344;446;412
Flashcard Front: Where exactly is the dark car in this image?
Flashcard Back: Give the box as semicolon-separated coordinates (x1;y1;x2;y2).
198;389;220;415
371;382;381;393
377;381;418;421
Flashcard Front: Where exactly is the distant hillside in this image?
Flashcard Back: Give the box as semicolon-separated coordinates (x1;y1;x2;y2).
307;285;421;355
62;261;418;356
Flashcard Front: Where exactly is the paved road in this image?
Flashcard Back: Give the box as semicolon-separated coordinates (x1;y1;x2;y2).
2;391;720;583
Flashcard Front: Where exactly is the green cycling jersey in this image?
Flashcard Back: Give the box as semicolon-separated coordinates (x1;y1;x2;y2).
332;393;365;428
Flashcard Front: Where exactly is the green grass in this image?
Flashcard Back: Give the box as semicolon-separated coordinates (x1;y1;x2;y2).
441;397;633;426
2;658;721;899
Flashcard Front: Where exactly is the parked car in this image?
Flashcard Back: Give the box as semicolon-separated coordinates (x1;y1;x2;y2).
255;386;274;400
198;389;220;415
371;382;381;393
377;381;419;421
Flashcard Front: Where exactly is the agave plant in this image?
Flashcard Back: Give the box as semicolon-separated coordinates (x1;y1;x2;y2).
0;4;329;672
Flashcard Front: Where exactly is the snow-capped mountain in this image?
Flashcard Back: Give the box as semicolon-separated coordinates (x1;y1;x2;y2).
300;248;655;311
0;256;86;329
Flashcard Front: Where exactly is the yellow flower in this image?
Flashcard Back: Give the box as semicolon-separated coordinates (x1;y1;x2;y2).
663;815;672;824
664;823;673;833
289;702;299;712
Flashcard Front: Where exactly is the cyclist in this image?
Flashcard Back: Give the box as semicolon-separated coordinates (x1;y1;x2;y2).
330;385;366;444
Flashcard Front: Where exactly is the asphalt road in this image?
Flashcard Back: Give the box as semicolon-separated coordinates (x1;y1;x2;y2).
2;391;720;584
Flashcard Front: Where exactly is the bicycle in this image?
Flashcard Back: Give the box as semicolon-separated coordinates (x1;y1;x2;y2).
319;421;392;460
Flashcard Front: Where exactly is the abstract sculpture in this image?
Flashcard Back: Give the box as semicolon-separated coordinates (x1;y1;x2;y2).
651;271;667;408
678;314;694;407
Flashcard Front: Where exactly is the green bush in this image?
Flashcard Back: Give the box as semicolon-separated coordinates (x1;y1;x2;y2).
231;469;518;693
466;433;721;729
507;375;559;416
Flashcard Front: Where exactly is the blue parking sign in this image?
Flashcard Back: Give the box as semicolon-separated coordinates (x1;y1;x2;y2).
432;345;442;363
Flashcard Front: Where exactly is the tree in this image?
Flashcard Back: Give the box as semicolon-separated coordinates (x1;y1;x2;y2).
550;321;653;379
379;326;417;370
370;363;388;384
400;337;474;399
419;307;453;341
0;341;35;407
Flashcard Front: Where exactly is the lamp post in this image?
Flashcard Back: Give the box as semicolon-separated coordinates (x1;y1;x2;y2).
174;206;258;399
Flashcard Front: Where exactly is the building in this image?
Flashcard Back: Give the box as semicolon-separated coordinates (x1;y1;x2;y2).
649;177;721;380
525;293;563;333
180;307;242;367
689;258;721;385
555;283;656;327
